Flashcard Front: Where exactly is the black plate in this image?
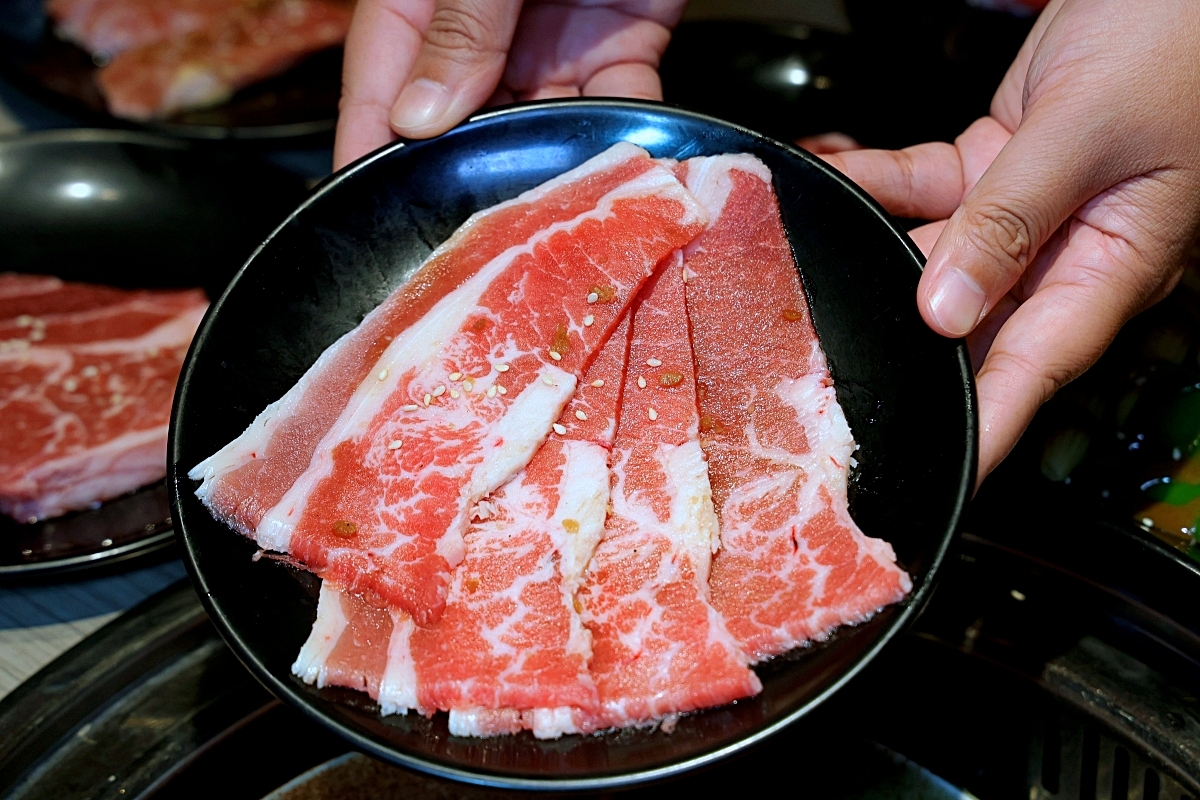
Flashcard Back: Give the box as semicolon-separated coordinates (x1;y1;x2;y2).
0;128;305;579
170;99;976;789
0;6;340;141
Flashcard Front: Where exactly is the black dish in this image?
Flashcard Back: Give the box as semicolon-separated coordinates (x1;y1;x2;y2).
170;99;976;789
0;129;306;579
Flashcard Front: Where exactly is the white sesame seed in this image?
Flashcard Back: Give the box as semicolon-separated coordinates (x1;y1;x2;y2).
591;379;605;387
29;329;44;341
62;378;78;392
377;369;388;380
648;408;658;421
637;376;647;389
549;351;562;361
110;393;123;405
463;379;474;392
15;315;32;327
575;410;588;421
487;385;497;398
586;292;599;304
497;385;507;395
646;358;662;367
388;440;402;450
450;389;460;399
82;365;99;378
423;393;432;405
449;372;463;381
543;375;555;385
495;363;509;372
583;315;595;327
681;267;689;284
432;384;446;397
403;404;419;412
553;423;567;435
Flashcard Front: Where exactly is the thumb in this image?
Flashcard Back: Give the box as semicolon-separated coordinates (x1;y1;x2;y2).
918;97;1132;338
389;0;523;139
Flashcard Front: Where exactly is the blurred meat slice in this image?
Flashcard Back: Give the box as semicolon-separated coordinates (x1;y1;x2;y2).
92;0;353;120
46;0;247;59
0;277;207;522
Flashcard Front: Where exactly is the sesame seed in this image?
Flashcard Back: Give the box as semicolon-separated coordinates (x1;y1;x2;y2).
553;423;567;435
110;393;123;404
432;384;446;397
62;378;78;392
575;410;588;421
463;379;474;392
450;389;460;399
377;369;389;380
388;440;402;450
637;376;647;388
583;315;595;327
646;358;662;367
423;393;432;405
586;292;599;304
29;329;44;341
403;404;418;412
487;385;497;398
449;372;463;381
591;379;605;387
549;350;562;361
648;408;658;421
543;375;555;385
681;267;689;284
495;363;509;372
82;366;99;378
497;385;507;395
15;315;32;327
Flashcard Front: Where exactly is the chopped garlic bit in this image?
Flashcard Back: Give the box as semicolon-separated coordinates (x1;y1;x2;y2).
553;423;567;435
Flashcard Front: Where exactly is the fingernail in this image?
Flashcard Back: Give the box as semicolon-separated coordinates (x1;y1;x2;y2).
928;268;986;336
390;78;450;134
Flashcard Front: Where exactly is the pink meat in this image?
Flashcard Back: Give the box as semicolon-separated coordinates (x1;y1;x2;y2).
213;151;705;625
293;322;631;740
577;257;761;729
46;0;247;58
0;279;207;521
192;144;658;538
679;155;911;662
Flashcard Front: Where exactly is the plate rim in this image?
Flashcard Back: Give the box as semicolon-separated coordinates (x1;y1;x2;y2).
169;97;978;790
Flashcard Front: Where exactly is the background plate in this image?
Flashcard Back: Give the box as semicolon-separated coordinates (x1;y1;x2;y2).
0;128;305;579
170;100;975;789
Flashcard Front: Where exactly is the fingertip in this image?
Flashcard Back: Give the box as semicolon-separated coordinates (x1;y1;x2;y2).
920;265;987;338
390;78;454;139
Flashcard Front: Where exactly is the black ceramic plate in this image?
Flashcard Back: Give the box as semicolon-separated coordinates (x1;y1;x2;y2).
0;128;305;579
0;6;340;140
170;100;976;789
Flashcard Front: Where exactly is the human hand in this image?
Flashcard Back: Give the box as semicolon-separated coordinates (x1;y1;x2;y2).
334;0;686;169
821;0;1200;483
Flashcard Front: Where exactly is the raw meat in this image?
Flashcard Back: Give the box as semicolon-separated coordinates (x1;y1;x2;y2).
93;0;352;120
678;155;912;662
199;148;705;625
0;276;207;521
294;320;631;740
577;258;761;728
47;0;248;58
192;143;656;539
